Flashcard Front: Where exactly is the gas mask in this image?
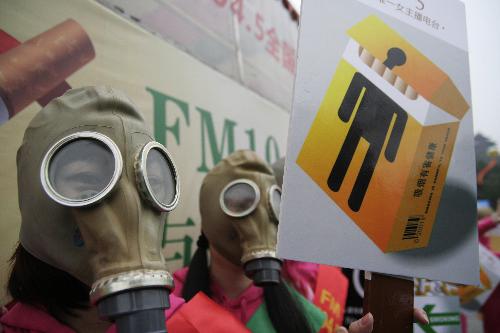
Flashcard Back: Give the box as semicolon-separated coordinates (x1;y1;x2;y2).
271;157;285;188
199;150;282;285
16;86;179;333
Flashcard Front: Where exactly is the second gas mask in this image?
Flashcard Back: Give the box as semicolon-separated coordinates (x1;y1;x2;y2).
200;150;282;285
17;86;179;333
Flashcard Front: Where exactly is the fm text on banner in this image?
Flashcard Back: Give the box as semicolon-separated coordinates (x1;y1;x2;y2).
0;0;289;303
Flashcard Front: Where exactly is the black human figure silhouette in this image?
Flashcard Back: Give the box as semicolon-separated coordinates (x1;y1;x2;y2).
327;48;408;212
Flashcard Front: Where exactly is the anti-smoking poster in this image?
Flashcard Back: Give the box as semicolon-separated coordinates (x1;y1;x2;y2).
278;0;479;285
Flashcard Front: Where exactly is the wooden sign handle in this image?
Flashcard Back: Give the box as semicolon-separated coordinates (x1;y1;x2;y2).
363;272;414;333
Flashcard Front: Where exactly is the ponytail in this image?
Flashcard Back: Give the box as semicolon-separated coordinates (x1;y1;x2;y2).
183;234;313;333
263;280;314;333
182;233;211;301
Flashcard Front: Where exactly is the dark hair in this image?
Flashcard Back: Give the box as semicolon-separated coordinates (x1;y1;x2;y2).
182;234;313;333
182;233;211;300
263;282;314;333
7;243;90;319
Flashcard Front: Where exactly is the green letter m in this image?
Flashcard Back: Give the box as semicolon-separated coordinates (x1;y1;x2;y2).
146;87;190;147
197;107;237;173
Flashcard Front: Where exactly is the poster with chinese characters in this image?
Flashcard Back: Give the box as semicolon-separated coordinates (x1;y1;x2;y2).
278;0;479;284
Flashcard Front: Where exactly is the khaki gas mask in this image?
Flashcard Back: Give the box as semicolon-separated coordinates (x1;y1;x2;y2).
17;86;179;333
199;150;282;285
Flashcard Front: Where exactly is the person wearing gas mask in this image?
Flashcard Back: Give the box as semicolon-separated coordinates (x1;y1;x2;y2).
172;150;324;333
0;86;183;333
270;157;320;303
171;150;428;333
271;157;430;333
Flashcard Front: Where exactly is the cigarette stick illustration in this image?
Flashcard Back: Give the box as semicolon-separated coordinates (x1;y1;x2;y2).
360;46;418;99
297;16;470;252
0;19;95;124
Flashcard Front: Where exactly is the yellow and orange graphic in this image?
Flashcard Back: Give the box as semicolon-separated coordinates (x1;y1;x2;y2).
457;266;492;304
297;16;469;252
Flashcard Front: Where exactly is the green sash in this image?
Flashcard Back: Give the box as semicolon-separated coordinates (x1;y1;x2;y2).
246;286;326;333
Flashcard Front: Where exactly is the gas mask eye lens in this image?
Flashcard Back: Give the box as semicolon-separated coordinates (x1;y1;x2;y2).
268;185;282;223
146;148;176;206
136;142;180;212
220;179;261;218
41;132;123;207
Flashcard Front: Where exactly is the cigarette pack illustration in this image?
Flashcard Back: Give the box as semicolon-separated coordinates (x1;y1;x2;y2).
296;16;469;253
0;19;95;124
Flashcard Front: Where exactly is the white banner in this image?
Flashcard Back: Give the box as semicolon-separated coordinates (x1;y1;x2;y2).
0;0;289;303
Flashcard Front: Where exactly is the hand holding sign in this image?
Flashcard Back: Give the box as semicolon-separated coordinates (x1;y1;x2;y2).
335;308;429;333
278;0;476;332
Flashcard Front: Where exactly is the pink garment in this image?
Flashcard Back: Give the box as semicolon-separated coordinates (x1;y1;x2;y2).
0;295;185;333
282;260;319;302
478;216;500;333
478;217;500;257
1;303;77;333
173;267;263;323
172;260;319;323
